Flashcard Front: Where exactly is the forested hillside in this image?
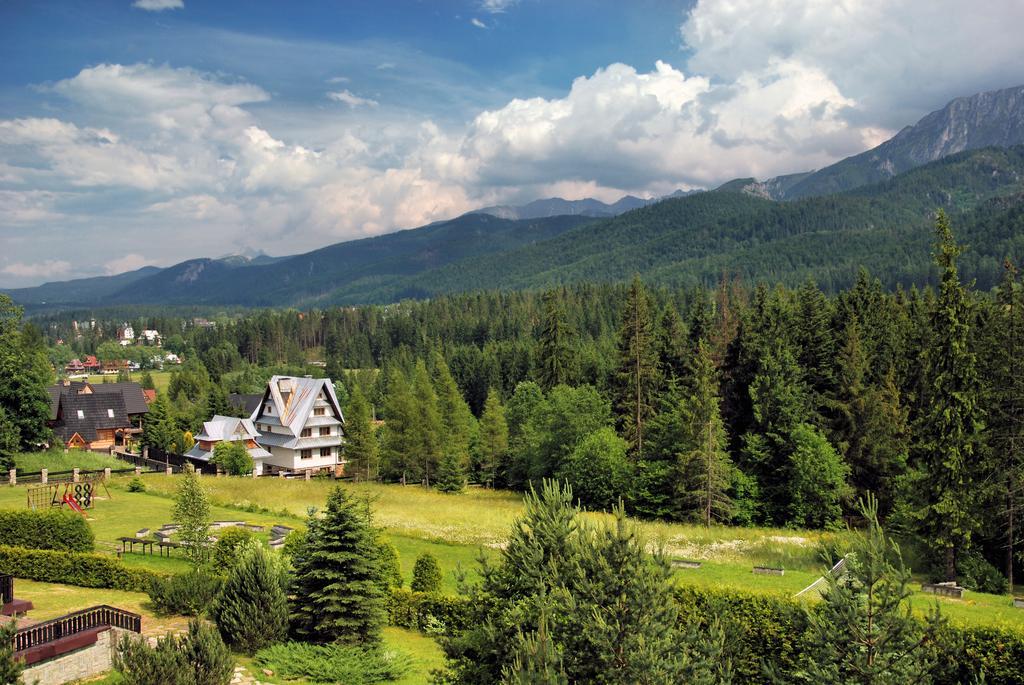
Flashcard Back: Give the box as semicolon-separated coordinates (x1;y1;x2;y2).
8;147;1024;310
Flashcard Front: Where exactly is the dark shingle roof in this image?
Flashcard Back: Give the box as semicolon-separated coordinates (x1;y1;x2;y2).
48;381;149;419
229;393;264;417
52;392;130;444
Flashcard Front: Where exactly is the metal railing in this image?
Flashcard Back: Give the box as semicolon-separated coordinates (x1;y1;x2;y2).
12;605;141;654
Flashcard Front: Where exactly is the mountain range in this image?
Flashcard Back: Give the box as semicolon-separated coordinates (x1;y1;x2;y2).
6;84;1024;311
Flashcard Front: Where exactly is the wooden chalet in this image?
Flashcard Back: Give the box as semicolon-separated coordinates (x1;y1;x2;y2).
47;380;149;451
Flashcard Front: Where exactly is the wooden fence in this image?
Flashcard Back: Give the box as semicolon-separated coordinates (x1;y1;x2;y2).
13;604;141;655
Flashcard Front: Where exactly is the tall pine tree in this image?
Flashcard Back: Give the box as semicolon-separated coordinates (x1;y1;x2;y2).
616;276;661;458
344;386;379;481
478;388;509;488
536;290;576;390
411;360;443;487
916;211;985;581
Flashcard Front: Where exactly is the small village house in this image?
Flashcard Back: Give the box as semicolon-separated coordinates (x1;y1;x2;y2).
47;380;149;451
185;415;272;473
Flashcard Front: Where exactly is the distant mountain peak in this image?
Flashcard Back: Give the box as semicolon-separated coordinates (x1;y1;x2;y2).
472;190;700;221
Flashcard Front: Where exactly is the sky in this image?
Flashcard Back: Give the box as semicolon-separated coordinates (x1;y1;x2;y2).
2;0;1024;287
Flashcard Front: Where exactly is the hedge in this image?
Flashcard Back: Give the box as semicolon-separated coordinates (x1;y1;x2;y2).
0;509;94;552
388;588;471;634
672;585;1024;685
0;545;163;592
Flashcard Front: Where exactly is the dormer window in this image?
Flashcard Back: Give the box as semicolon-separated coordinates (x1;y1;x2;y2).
314;407;325;416
76;410;84;419
266;405;273;414
107;409;114;418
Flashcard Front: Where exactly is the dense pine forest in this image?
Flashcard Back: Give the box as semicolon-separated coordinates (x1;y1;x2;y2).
10;211;1019;595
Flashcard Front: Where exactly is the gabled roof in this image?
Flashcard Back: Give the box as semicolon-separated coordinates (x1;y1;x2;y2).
52;392;130;443
252;376;344;437
195;415;260;442
48;381;150;419
229;393;263;417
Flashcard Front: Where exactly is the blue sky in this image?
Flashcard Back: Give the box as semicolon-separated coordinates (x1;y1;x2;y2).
2;0;1024;287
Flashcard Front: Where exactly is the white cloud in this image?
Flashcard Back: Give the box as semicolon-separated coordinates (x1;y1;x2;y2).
471;18;487;29
0;190;65;224
132;0;184;11
325;76;350;84
2;260;72;279
327;90;379;108
104;254;151;275
681;0;1024;128
480;0;517;14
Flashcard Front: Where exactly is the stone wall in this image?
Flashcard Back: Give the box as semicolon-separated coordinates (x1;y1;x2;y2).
21;627;131;685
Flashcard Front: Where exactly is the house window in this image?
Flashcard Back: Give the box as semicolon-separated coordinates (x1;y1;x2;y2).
319;427;330;437
265;405;273;414
314;407;325;416
301;428;311;438
300;449;312;459
107;409;115;418
76;410;85;419
320;447;332;458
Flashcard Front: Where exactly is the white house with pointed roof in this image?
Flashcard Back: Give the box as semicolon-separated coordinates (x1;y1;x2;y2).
250;376;345;475
185;415;272;473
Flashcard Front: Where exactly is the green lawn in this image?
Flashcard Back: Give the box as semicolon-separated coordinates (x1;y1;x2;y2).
13;449;132;474
78;370;173;392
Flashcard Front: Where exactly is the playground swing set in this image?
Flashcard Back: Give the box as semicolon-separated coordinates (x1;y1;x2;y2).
26;476;110;515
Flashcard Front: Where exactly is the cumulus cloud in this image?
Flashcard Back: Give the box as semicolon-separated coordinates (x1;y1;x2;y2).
681;0;1024;128
2;259;72;279
470;18;487;29
327;90;379;108
132;0;184;11
104;254;151;275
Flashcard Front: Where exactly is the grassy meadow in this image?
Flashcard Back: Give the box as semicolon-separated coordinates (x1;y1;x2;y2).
76;369;173;392
13;448;131;474
2;468;1023;683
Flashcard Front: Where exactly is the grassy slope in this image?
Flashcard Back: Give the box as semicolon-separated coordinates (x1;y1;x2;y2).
13;449;130;473
78;370;173;392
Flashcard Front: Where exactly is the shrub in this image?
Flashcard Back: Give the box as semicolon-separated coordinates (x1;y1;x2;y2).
0;621;22;685
254;642;411;684
376;538;402;590
410;553;442;593
210;528;255;573
116;619;233;685
127;477;146;493
212;543;289;655
956;551;1008;595
148;567;224;616
0;509;94;552
0;545;161;591
212;441;254;476
282;529;307;559
387;588;471;634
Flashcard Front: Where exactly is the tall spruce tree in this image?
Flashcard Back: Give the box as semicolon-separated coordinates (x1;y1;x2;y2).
916;211;985;581
616;276;661;457
290;487;386;644
677;339;733;526
786;495;944;684
411;360;444;487
992;259;1024;588
478;388;509;488
536;290;576;390
345;386;379;481
380;369;419;484
433;352;474;468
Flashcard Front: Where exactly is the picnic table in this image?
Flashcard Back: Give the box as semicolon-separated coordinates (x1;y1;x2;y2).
117;537;155;555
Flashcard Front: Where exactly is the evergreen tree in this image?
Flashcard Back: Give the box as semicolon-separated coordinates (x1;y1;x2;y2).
477;388;509;488
411;552;442;592
786;495;944;684
656;305;688;383
344;386;379;481
204;385;231;420
290;487;386;644
536;290;576;390
616;277;661;457
0;620;23;685
795;277;836;408
676;339;733;526
411;360;443;487
433;352;474;468
435;450;467;493
991;259;1024;588
376;537;403;590
140;371;156;391
915;211;985;581
142;393;178;452
502;611;568;685
379;369;419;484
173;467;211;565
212;542;289;655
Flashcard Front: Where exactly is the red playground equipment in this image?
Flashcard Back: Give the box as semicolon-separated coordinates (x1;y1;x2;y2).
26;479;104;513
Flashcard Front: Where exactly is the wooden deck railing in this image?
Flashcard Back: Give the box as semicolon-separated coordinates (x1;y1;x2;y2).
13;605;141;654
